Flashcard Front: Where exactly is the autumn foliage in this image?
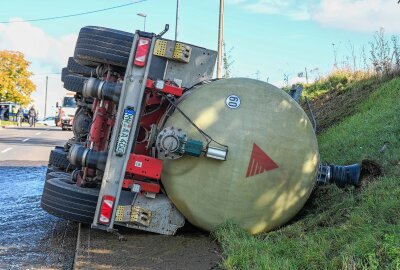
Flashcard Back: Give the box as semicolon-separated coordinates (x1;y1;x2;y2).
0;50;36;106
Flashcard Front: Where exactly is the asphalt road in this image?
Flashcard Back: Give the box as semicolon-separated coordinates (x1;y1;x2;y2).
0;125;222;270
0;125;77;270
0;125;72;164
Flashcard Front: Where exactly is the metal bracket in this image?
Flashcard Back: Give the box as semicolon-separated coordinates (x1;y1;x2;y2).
91;32;157;231
131;206;152;226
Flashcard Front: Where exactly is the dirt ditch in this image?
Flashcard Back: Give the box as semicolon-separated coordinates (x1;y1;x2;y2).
74;223;222;270
303;80;377;133
359;159;383;187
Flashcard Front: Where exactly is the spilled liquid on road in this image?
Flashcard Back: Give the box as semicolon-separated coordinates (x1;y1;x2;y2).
0;166;77;270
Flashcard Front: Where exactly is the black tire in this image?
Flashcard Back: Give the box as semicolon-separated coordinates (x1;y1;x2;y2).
61;67;69;83
74;26;134;67
41;177;99;224
46;165;63;175
48;147;75;171
63;74;86;93
67;57;96;77
46;171;71;181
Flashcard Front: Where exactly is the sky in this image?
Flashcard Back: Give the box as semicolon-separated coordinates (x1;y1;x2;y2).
0;0;399;117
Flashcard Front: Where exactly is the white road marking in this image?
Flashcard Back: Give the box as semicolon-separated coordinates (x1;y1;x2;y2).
22;138;30;142
35;132;41;135
1;147;12;153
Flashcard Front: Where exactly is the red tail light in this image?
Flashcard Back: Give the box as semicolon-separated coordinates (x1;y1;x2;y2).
134;37;151;67
98;195;115;225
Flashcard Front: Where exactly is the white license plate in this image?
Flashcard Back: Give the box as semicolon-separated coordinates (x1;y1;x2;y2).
115;108;135;156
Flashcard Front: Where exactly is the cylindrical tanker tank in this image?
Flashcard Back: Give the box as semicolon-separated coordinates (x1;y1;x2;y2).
160;78;319;234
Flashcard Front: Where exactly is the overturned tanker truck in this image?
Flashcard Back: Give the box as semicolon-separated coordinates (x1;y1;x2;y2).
41;25;361;235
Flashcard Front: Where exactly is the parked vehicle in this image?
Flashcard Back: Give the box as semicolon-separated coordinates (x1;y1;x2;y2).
57;93;77;130
36;116;56;127
0;102;19;121
41;25;361;236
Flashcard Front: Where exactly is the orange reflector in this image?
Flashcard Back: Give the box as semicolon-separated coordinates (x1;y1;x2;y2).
98;195;115;225
134;37;151;67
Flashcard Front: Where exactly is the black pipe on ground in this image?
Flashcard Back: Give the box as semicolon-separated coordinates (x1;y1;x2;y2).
317;163;361;187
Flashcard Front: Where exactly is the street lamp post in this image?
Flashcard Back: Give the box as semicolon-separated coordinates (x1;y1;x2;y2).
137;13;147;31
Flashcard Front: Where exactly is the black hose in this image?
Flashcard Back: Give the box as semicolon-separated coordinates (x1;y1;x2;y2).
329;164;361;187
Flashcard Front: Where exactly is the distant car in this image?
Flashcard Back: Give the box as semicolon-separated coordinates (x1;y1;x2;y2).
36;116;56;127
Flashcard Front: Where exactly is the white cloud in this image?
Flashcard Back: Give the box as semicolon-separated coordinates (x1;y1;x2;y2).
0;18;77;70
228;0;400;33
310;0;400;33
227;0;314;21
246;0;310;20
0;19;77;116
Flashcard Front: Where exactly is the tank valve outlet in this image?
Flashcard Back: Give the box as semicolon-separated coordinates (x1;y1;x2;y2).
205;146;228;161
317;163;361;187
156;126;187;159
155;126;203;159
156;126;228;161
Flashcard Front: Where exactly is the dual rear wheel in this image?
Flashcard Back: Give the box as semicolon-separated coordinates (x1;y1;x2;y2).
43;26;133;224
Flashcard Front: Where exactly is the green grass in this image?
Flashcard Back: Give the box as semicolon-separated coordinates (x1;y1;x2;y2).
214;77;400;270
0;120;16;126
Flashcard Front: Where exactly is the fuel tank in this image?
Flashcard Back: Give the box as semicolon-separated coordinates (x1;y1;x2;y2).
160;78;319;234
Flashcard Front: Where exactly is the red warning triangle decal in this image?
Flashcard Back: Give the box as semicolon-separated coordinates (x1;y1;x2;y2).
246;143;278;178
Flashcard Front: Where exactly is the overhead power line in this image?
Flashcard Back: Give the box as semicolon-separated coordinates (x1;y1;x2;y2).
0;0;147;24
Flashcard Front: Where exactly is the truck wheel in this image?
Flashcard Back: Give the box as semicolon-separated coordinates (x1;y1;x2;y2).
74;26;134;67
41;177;98;224
61;67;69;83
46;171;71;181
46;165;63;175
67;57;96;77
49;147;76;171
63;74;86;93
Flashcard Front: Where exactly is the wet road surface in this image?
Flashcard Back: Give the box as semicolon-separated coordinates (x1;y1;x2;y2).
0;126;72;162
0;127;222;270
0;166;77;270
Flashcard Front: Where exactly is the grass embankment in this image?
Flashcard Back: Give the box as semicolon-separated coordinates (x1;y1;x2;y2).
214;77;400;269
0;120;16;127
302;70;392;134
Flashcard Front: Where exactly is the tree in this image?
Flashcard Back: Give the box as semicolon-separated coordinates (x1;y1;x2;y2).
369;28;391;75
222;42;234;78
0;50;36;105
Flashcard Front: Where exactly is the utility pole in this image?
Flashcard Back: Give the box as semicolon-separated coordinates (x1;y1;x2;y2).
44;75;48;118
175;0;179;40
217;0;224;79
